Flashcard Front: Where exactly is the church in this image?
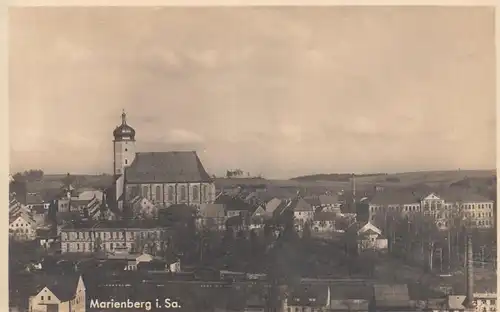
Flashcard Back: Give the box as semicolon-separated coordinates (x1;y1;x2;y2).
112;111;215;209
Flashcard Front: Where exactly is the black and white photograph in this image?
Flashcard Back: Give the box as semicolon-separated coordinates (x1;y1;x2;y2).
7;6;497;312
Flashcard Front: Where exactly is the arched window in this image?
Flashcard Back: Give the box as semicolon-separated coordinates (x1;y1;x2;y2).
168;186;174;201
142;186;149;198
155;186;161;202
193;185;199;200
180;186;187;201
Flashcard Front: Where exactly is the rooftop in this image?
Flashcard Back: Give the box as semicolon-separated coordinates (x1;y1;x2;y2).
61;219;170;230
125;151;212;183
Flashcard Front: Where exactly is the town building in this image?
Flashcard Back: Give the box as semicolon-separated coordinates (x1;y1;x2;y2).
367;190;495;230
197;203;226;231
129;196;158;219
112;111;216;210
28;274;86;312
60;220;171;254
312;211;338;233
9;211;36;241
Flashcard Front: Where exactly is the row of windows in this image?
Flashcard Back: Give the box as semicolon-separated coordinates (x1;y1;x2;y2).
371;206;419;212
436;220;494;227
12;222;30;228
68;242;131;251
141;184;210;202
63;230;160;240
423;202;493;210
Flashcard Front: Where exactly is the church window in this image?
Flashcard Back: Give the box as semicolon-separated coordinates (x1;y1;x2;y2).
143;186;149;198
125;159;128;165
193;185;199;200
168;186;174;201
125;148;128;152
180;186;187;201
156;186;161;201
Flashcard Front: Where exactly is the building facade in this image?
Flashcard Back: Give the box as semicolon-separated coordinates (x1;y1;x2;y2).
28;274;86;312
112;111;216;210
368;191;494;230
9;213;36;241
60;220;171;253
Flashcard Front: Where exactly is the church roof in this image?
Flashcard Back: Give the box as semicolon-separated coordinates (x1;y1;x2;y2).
125;151;212;183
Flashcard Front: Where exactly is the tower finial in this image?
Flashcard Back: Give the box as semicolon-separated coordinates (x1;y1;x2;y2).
121;109;127;125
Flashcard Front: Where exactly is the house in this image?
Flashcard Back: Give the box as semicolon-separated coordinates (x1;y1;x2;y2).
26;193;51;211
36;228;58;249
373;284;412;311
83;195;103;220
288;198;314;230
129;196;158;219
31;205;47;227
198;203;226;230
104;251;154;271
215;194;254;220
9;212;36;241
28;273;86;312
328;284;374;311
347;221;388;253
305;194;342;213
473;292;497;312
312;211;337;233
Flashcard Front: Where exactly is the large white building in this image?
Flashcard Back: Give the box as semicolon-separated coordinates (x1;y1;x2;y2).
112;111;215;210
368;190;495;230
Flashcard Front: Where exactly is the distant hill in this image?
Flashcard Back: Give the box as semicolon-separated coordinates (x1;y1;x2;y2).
291;173;387;182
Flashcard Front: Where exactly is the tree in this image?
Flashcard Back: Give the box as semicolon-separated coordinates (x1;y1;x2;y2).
12;169;44;182
62;173;76;187
302;221;312;241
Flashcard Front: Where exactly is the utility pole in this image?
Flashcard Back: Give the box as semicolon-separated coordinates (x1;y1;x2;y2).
480;245;486;269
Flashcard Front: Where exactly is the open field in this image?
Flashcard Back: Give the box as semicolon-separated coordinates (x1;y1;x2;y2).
215;170;495;193
18;169;495;197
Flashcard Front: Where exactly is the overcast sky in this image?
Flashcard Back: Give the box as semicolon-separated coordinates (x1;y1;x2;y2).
9;7;496;179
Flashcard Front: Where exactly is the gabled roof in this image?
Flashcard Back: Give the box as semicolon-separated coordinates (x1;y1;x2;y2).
313;212;338;222
328;284;374;300
9;212;36;226
369;191;420;206
26;193;44;205
125;151;212;183
215;194;254;212
303;196;321;207
357;221;382;236
435;189;492;203
318;194;340;206
373;284;410;307
265;198;283;214
32;273;82;302
290;198;314;212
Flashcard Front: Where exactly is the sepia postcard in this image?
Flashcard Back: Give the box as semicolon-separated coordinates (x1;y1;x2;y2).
7;5;498;312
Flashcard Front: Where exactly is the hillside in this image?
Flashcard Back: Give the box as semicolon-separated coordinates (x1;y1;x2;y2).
292;173;387;182
290;170;495;185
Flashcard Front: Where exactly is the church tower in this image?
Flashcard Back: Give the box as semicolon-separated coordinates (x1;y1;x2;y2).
113;110;136;209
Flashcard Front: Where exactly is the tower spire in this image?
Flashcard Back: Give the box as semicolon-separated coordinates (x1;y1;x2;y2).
121;109;127;125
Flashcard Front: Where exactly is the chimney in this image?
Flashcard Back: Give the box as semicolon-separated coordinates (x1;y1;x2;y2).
465;234;474;309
